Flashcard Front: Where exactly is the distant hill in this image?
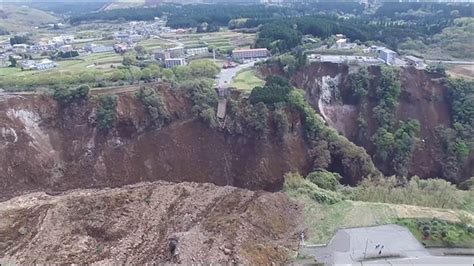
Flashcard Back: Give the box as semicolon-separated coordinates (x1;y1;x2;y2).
0;4;58;33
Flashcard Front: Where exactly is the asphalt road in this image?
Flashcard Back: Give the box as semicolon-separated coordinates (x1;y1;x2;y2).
216;61;257;88
300;224;473;265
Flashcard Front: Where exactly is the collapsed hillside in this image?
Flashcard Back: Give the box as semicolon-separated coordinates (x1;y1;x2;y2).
0;87;309;201
262;62;472;182
0;181;302;264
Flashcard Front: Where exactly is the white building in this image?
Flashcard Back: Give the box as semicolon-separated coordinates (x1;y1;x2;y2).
378;48;396;65
36;59;56;70
336;39;347;49
86;43;114;53
186;46;208;56
164;58;186;68
59;45;73;53
20;59;56;70
12;44;28;53
232;48;268;60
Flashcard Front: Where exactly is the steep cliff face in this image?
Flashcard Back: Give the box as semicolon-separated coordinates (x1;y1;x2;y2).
276;62;471;182
0;86;311;201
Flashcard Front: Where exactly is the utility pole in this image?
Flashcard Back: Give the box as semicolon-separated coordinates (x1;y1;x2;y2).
213;48;216;64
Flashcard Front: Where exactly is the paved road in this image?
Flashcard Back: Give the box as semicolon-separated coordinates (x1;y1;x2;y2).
426;60;474;65
299;224;473;265
216;61;257;88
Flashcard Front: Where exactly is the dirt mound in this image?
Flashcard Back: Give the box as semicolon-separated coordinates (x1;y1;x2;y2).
0;181;302;264
0;85;314;201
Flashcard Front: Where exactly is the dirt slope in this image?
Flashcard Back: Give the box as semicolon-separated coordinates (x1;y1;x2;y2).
0;181;302;264
0;86;310;201
265;62;470;182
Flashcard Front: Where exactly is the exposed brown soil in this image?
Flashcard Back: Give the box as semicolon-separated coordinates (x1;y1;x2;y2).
0;84;311;201
0;181;302;264
264;62;471;182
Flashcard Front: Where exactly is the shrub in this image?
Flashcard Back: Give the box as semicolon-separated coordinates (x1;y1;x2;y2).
307;170;342;191
352;175;466;209
135;87;170;128
96;94;118;131
349;67;370;102
283;172;341;204
53;85;90;106
249;76;293;104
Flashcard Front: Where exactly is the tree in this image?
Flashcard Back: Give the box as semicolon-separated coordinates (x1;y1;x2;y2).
10;35;28;45
134;45;147;55
249;76;293;104
122;54;138;66
8;56;17;67
135;87;170;127
162;68;175;82
109;69;126;82
96;94;118;131
189;60;220;78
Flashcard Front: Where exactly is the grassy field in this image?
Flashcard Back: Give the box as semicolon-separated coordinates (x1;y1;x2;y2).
447;64;474;80
161;30;255;52
283;173;473;246
0;51;123;90
138;38;176;51
231;69;265;92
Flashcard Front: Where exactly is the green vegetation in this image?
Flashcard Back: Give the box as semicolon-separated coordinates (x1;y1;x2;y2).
266;50;308;76
179;78;218;128
372;66;401;130
95;94;118;132
52;85;90;106
396;218;474;248
284;172;473;245
307;170;342;191
283;172;395;244
400;18;474;60
249;76;293;105
283;172;341;205
435;78;473;181
231;69;264;92
255;21;301;53
349;67;370;102
243;76;378;181
10;35;29;45
345;176;473;211
135;87;170;128
178;60;220;80
0;51;166;91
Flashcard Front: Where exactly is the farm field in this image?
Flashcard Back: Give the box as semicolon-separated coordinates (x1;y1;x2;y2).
160;30;255;52
0;52;123;90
